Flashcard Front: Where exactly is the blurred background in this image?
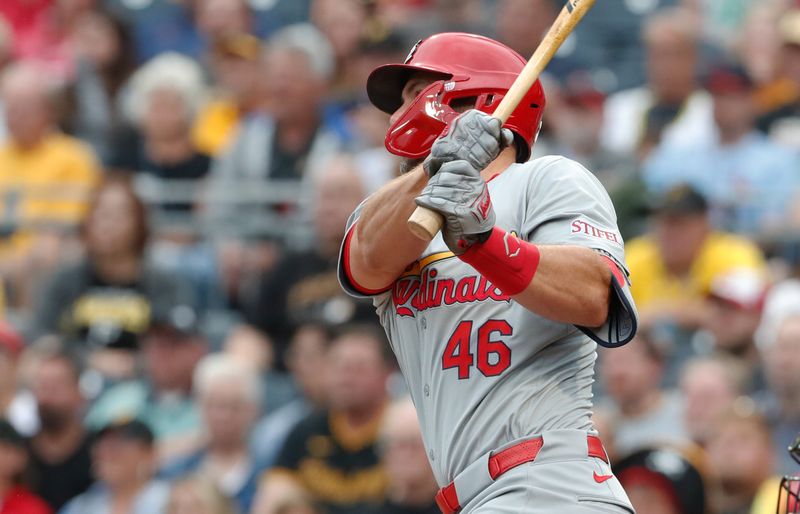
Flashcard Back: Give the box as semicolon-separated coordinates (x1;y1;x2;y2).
0;0;798;513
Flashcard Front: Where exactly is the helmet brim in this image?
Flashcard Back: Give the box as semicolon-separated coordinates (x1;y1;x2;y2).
367;63;450;115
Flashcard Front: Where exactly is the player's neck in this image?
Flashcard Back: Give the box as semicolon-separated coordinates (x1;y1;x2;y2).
480;146;518;182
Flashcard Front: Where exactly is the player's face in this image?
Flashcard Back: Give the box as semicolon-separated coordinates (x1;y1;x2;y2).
625;484;681;514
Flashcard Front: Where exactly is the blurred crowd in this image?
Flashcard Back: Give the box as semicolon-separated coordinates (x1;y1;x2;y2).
0;0;798;513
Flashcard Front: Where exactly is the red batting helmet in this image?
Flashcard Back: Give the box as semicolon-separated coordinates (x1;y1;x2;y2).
367;32;546;162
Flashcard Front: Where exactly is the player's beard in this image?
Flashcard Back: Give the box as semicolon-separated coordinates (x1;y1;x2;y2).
399;157;425;175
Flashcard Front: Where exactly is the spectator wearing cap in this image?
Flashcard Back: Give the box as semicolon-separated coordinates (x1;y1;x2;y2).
626;184;767;329
0;62;100;308
159;354;262;514
548;76;637;190
596;330;690;457
0;322;38;437
0;420;51;514
59;418;170;514
615;445;708;514
601;8;716;158
85;303;207;463
368;397;439;514
757;308;800;476
701;269;770;392
26;341;94;511
242;155;372;367
192;32;264;157
706;409;778;514
32;175;194;379
643;62;800;236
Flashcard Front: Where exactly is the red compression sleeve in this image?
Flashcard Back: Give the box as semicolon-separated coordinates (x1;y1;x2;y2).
459;227;540;296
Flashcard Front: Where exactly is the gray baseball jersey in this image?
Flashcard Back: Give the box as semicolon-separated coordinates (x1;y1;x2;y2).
338;155;637;487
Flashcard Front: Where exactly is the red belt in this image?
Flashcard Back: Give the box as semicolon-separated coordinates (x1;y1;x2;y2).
435;434;608;514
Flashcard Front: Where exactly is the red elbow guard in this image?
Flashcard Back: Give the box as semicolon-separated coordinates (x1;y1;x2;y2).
459;227;540;296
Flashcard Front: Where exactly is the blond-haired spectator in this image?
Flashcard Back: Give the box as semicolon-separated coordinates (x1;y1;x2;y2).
159;353;263;514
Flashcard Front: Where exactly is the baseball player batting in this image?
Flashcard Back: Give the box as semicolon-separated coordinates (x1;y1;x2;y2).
338;33;638;513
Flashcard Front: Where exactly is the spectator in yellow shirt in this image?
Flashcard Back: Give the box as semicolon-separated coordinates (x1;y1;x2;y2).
0;62;100;307
626;184;766;328
191;32;264;157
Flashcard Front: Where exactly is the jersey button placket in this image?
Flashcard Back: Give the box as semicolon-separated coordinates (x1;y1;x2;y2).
424;384;430;397
420;316;427;329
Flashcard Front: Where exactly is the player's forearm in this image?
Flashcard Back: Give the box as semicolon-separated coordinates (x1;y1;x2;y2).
459;230;611;327
349;166;430;290
513;246;611;327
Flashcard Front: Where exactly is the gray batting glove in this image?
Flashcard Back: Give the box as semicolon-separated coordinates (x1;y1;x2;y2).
415;160;495;254
424;109;514;177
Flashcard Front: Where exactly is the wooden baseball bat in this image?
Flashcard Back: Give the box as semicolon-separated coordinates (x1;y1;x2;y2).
407;0;597;241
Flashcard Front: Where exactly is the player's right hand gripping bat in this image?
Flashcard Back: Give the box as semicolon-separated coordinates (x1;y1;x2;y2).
406;0;598;241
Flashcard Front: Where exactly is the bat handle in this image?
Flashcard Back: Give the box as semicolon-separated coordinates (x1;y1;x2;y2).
408;205;444;241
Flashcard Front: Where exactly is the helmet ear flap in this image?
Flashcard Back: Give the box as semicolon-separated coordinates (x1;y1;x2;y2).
384;80;460;159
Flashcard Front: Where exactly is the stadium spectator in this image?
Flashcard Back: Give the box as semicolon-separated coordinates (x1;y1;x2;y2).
86;304;207;462
32;175;194;373
643;63;800;236
165;476;236;514
706;409;778;514
616;446;708;514
26;341;93;511
597;330;689;456
757;9;800;138
115;53;210;188
59;418;170;514
310;0;368;101
64;9;136;164
759;312;800;475
223;325;297;417
601;8;715;158
0;322;37;436
192;32;263;157
370;397;438;514
207;23;342;205
546;74;639;199
253;324;391;514
0;420;51;514
626;185;766;328
250;322;331;467
159;354;262;514
702;269;769;391
680;354;748;446
0;62;100;308
0;16;14;142
243;155;371;364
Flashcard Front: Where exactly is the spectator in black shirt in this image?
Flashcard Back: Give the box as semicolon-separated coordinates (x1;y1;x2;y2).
31;175;194;379
243;155;372;366
253;325;391;514
26;340;93;511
